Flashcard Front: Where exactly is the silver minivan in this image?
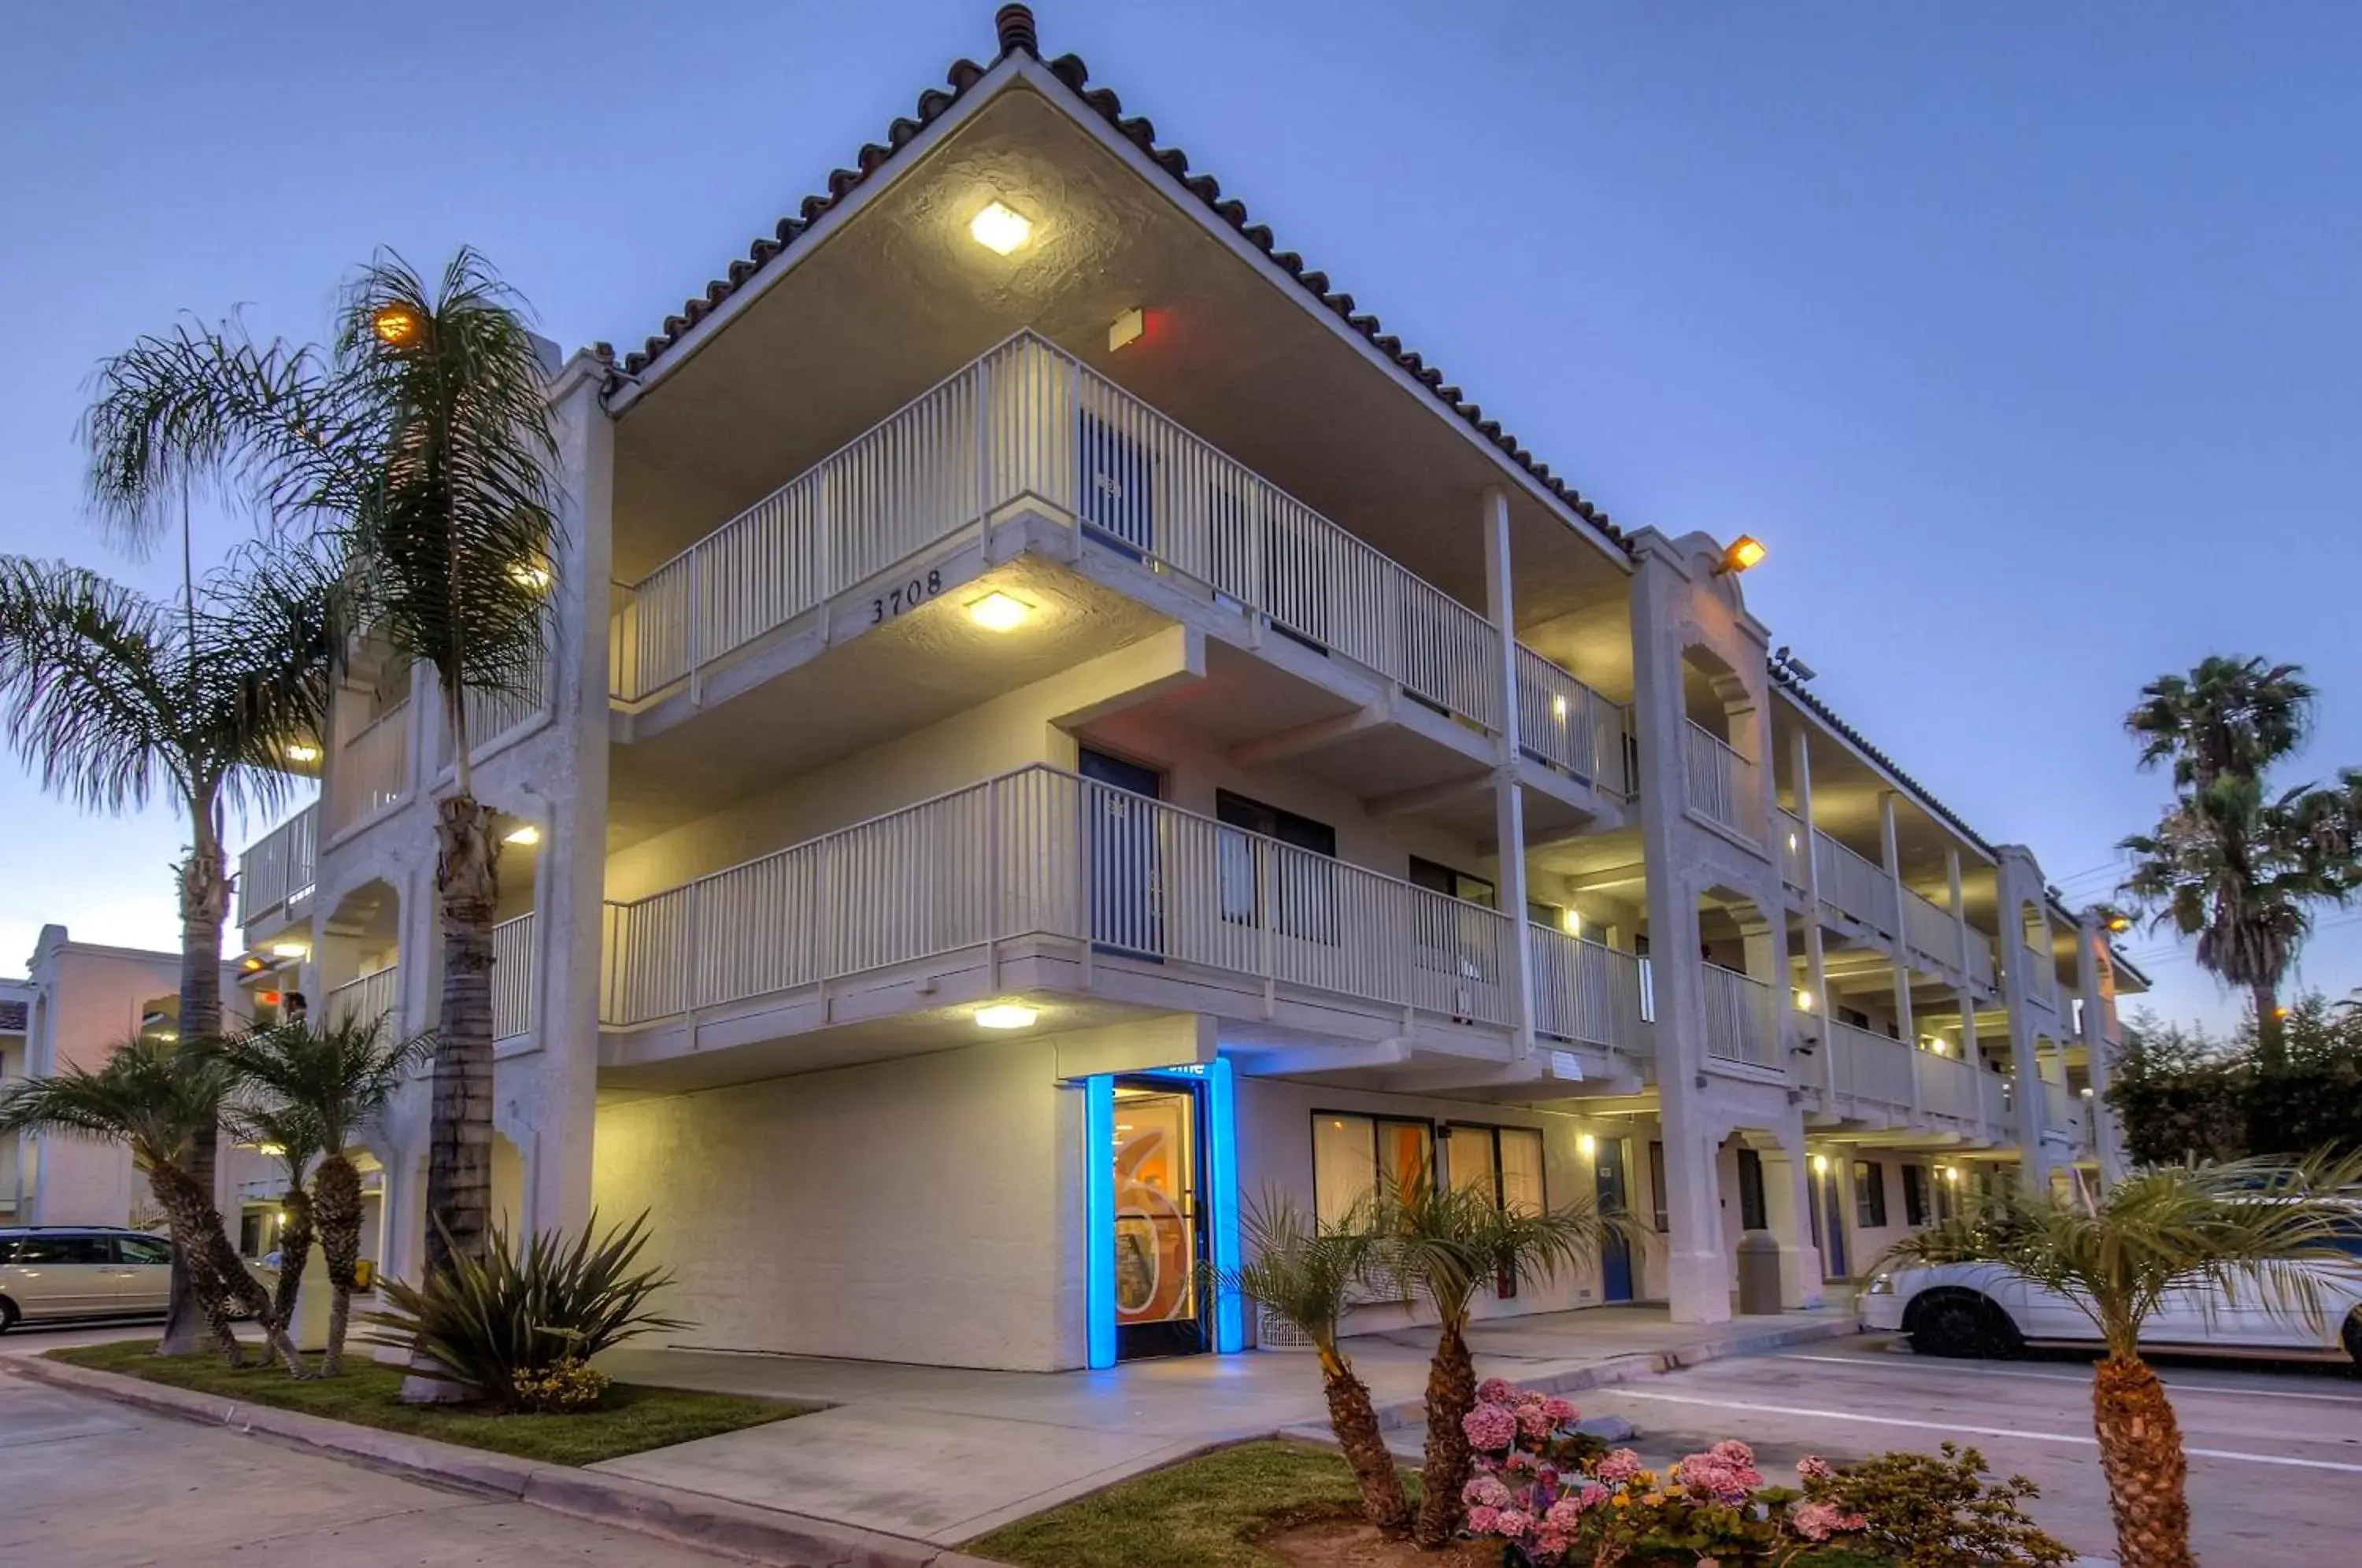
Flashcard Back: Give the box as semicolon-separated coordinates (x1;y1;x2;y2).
0;1226;175;1329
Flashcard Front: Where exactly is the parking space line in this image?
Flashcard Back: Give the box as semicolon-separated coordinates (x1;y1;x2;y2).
1770;1352;2362;1406
1607;1389;2362;1472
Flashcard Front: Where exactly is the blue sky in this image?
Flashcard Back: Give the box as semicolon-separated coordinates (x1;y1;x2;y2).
1;2;2355;1023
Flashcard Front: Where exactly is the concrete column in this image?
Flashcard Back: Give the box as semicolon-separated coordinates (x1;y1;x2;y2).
525;364;616;1238
2074;913;2126;1184
1995;847;2054;1190
1762;1119;1823;1307
1481;486;1535;1053
1789;729;1835;1096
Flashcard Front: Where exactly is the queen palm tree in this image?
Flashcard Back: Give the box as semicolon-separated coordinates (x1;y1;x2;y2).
74;249;561;1296
1212;1193;1409;1535
0;1038;306;1373
222;1098;326;1330
0;550;341;1350
209;1012;433;1374
1374;1174;1607;1548
1880;1152;2362;1568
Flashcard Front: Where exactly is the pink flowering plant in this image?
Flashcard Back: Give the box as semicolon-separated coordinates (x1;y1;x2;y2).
1457;1381;1865;1566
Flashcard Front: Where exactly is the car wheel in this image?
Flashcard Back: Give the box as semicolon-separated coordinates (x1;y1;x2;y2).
2342;1310;2361;1378
1907;1289;2023;1359
0;1297;18;1334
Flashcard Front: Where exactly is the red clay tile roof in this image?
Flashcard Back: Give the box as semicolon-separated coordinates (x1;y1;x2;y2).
599;5;1626;547
1768;657;1997;860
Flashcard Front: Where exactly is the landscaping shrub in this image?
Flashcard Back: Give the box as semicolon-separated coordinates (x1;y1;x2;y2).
1810;1444;2071;1568
361;1210;684;1408
510;1356;611;1413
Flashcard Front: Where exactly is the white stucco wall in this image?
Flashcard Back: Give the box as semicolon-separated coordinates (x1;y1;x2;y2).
590;1037;1081;1370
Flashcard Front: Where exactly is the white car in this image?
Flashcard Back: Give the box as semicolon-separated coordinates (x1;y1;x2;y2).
1862;1257;2362;1366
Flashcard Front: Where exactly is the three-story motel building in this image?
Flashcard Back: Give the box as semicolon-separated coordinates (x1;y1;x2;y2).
228;6;2144;1372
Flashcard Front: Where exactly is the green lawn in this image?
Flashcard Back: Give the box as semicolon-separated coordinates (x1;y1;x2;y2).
51;1339;810;1466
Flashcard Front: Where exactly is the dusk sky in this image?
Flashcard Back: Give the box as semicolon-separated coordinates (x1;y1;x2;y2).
2;2;2355;1026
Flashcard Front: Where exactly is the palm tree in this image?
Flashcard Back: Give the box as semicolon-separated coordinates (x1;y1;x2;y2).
2120;774;2362;1069
1880;1153;2362;1568
74;249;561;1289
223;1099;326;1330
209;1013;432;1374
0;551;341;1350
1375;1174;1606;1548
1212;1193;1409;1535
2126;656;2315;793
0;1038;306;1373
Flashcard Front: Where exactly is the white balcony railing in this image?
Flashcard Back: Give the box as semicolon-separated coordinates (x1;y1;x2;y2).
1824;1019;1916;1112
1901;886;1959;969
1964;926;1997;989
1918;1048;1980;1123
327;964;399;1030
2042;1080;2086;1146
443;662;549;770
327;701;409;840
1980;1071;2016;1135
609;332;1538;740
602;765;1519;1034
236;804;318;926
1812;831;1896;936
1526;923;1650;1056
492;912;535;1042
1513;648;1630;795
2018;945;2057;1007
1680;722;1759;841
1700;963;1778;1068
1775;810;1809;889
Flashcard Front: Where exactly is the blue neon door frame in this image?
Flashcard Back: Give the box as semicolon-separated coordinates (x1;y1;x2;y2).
1085;1060;1241;1370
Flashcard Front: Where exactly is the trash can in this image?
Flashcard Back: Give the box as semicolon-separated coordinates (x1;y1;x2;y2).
1735;1228;1784;1315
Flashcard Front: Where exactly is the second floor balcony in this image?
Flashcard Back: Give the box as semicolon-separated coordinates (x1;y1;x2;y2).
236;804;318;934
599;764;1654;1073
605;332;1631;799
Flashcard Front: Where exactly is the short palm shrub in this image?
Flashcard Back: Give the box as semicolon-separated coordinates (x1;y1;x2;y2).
361;1211;685;1410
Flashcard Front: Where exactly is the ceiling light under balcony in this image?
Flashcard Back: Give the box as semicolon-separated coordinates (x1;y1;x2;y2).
285;742;323;764
968;200;1032;255
508;562;552;591
967;591;1032;632
504;824;541;845
1793;987;1815;1012
1810;1153;1830;1174
270;941;309;960
975;1003;1039;1030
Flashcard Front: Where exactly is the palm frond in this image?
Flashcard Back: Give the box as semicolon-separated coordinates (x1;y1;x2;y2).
0;559;188;814
0;1037;230;1173
1212;1189;1384;1360
204;1011;432;1156
222;1099;328;1190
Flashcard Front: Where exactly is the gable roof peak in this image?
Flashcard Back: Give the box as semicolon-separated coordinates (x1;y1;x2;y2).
994;5;1039;60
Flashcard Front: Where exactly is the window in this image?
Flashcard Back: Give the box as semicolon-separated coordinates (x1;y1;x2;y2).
1446;1124;1546;1214
1838;1005;1870;1030
1409;857;1496;908
1648;1141;1669;1233
1901;1164;1930;1227
1854;1161;1889;1228
9;1233;109;1264
117;1235;172;1266
1217;792;1338;941
1312;1112;1433;1226
1408;858;1501;997
1736;1148;1768;1231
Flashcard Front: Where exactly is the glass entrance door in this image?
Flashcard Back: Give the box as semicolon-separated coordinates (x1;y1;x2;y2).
1111;1081;1210;1359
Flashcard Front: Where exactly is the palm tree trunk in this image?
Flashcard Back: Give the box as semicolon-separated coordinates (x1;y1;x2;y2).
159;816;230;1356
2093;1353;2194;1568
2253;982;2285;1070
150;1159;306;1376
272;1185;313;1329
423;793;499;1278
1320;1352;1410;1536
313;1153;364;1376
1413;1320;1479;1548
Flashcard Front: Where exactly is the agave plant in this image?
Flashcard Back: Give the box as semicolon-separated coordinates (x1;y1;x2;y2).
1211;1192;1408;1535
361;1211;686;1409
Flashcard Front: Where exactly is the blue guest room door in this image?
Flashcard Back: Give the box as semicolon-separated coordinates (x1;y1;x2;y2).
1595;1137;1635;1302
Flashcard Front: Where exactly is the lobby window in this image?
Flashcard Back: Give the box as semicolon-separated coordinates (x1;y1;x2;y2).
1218;791;1337;941
1446;1124;1546;1214
1648;1141;1669;1233
1855;1161;1889;1229
1901;1164;1930;1227
1312;1112;1432;1226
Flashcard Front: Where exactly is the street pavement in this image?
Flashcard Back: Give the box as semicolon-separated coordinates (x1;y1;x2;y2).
1560;1335;2362;1566
0;1352;746;1567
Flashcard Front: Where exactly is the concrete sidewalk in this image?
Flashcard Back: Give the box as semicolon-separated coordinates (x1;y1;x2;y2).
594;1304;1860;1545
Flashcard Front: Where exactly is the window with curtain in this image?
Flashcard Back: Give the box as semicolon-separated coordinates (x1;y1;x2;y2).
1312;1111;1433;1226
1446;1124;1546;1215
1218;791;1338;942
1855;1161;1889;1228
1901;1164;1930;1227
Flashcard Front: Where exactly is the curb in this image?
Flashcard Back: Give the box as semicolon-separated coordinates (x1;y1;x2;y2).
1373;1316;1863;1429
6;1355;1000;1568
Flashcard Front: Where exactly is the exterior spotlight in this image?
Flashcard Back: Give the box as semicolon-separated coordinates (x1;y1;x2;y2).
503;824;541;845
976;1003;1038;1030
371;303;423;348
2105;914;2131;934
1576;1132;1597;1159
1716;535;1767;575
966;591;1032;632
1794;988;1816;1013
241;956;266;973
285;742;322;764
968;201;1032;255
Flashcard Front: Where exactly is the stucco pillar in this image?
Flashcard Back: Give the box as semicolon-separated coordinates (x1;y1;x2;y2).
524;362;616;1238
1996;847;2054;1190
2075;913;2127;1184
1481;486;1535;1053
1790;729;1832;1099
1761;1119;1823;1307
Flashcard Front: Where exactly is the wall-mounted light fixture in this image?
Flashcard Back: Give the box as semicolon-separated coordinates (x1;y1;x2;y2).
1716;534;1767;575
968;200;1032;255
503;824;541;846
976;1003;1039;1030
1109;306;1146;352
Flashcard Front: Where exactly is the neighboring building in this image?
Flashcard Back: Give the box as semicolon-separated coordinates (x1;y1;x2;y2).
6;929;188;1226
228;6;2147;1372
